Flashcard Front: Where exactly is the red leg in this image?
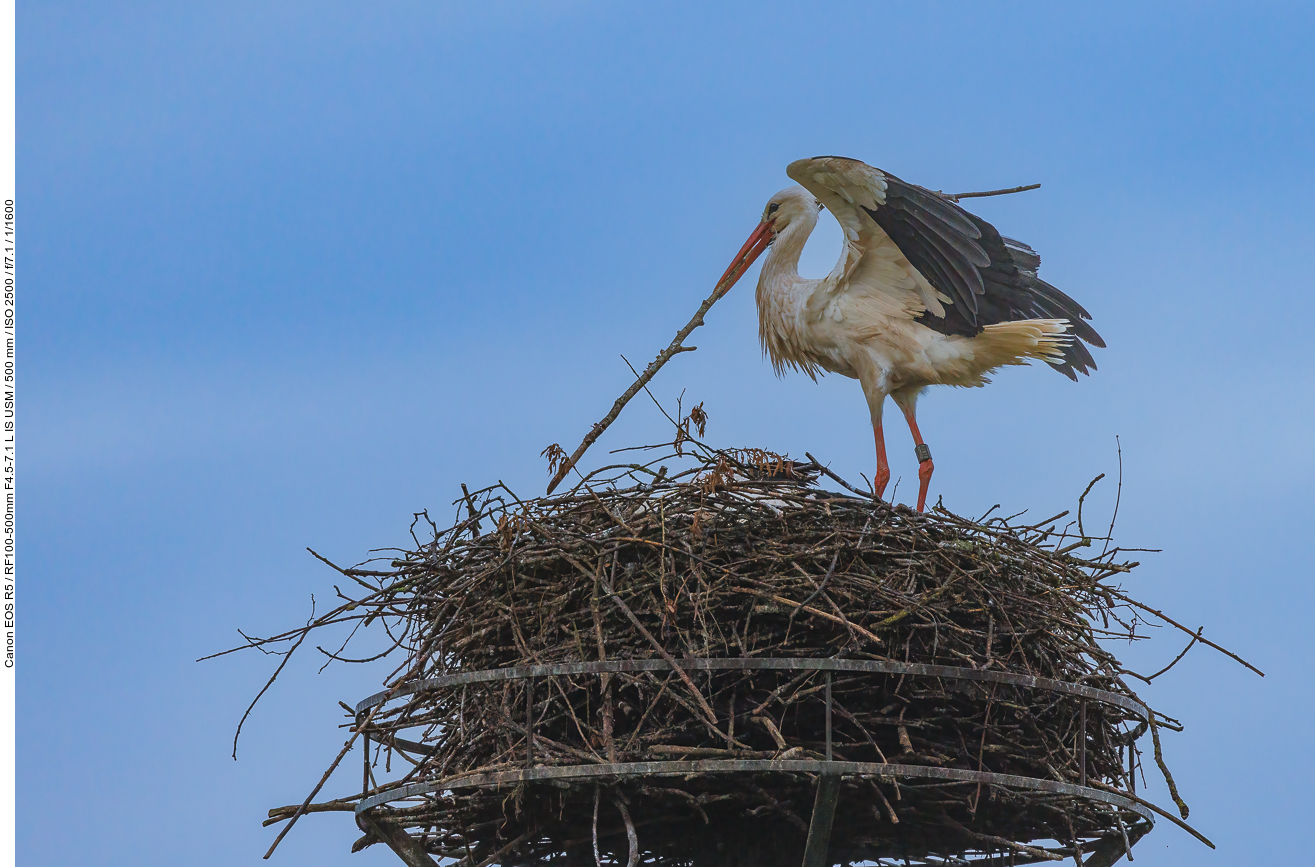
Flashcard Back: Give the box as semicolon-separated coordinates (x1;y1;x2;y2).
873;420;891;500
899;404;934;512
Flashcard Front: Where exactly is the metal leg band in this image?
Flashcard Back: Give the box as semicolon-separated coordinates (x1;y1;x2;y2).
914;443;932;463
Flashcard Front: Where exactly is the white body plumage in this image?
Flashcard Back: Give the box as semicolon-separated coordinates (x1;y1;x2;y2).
714;157;1102;510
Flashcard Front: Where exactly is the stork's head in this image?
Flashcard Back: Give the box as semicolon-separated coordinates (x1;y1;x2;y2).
715;185;821;297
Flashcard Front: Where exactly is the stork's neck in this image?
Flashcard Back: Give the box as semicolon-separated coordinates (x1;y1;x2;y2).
753;205;826;377
758;209;817;291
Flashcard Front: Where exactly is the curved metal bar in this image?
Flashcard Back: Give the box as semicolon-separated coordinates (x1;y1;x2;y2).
355;759;1155;827
355;657;1147;721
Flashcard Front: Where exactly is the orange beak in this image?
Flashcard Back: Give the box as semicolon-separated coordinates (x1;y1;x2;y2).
714;219;775;297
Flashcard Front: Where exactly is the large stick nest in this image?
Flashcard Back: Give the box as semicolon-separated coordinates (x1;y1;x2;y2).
252;444;1206;866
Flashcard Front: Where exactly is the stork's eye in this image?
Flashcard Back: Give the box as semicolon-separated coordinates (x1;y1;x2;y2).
767;202;780;214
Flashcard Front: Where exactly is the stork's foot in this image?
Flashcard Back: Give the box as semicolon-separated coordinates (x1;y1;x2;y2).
874;466;891;500
913;442;934;512
915;459;934;512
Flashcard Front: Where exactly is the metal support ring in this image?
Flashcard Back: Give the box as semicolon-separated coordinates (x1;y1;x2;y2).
355;759;1155;826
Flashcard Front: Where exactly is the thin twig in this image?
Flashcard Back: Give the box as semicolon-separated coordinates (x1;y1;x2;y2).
264;695;388;858
1106;589;1264;676
942;814;1064;861
1077;475;1104;539
1100;437;1123;559
804;453;873;498
592;786;602;867
598;571;723;732
1086;780;1213;848
1148;716;1189;820
1124;628;1203;684
616;795;639;867
940;183;1041;202
546;283;726;493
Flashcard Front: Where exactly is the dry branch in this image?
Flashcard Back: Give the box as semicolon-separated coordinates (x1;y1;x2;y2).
940;183;1042;202
545;287;724;494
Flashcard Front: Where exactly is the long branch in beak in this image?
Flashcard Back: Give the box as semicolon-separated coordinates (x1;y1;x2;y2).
714;219;774;297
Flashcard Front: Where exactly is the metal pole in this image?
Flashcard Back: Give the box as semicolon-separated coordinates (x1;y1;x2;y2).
357;811;441;867
362;732;370;794
359;710;371;795
526;678;533;767
1079;699;1087;787
825;672;833;762
801;774;842;867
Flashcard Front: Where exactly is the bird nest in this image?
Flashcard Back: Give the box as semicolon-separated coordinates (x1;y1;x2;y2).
246;443;1218;867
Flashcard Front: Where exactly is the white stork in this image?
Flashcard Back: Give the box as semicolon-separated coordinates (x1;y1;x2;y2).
713;156;1103;511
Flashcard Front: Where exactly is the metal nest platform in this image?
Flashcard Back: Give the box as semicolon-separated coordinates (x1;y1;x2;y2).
245;443;1220;866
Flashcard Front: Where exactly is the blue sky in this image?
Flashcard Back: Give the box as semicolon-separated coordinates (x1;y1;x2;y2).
22;2;1313;864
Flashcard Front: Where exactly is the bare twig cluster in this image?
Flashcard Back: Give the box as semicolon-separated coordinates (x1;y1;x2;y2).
232;442;1239;866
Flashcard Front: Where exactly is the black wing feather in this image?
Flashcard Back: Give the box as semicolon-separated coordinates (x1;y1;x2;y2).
895;207;986;307
898;207;989;293
865;207;979;315
863;171;1103;379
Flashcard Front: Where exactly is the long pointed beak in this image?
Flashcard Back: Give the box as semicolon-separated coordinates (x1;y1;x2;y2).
714;219;774;297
